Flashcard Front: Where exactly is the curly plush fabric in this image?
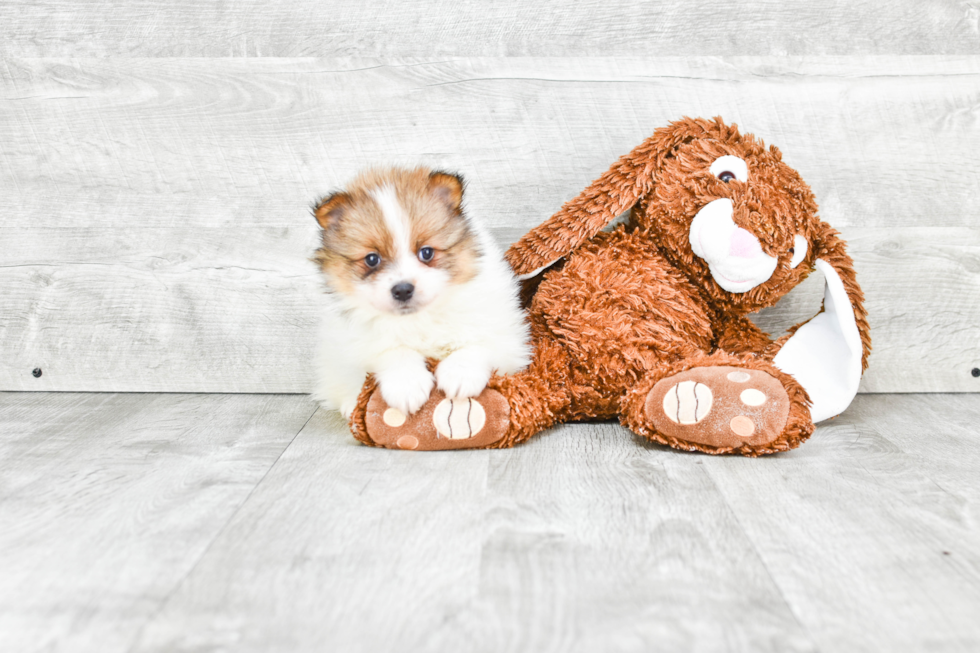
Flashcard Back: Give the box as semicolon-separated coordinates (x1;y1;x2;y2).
350;117;871;456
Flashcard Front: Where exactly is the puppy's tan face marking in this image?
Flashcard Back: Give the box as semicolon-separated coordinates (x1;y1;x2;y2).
313;167;480;314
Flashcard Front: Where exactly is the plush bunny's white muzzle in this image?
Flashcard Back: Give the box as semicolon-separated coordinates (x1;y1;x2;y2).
689;199;778;293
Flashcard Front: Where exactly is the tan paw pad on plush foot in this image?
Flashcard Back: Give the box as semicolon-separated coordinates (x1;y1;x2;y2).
365;388;510;450
645;366;790;449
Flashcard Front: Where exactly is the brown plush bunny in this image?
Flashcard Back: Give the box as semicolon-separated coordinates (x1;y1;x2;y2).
349;117;871;456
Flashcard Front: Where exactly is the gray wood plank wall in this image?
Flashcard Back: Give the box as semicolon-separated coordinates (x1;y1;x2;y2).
2;1;979;57
1;4;979;393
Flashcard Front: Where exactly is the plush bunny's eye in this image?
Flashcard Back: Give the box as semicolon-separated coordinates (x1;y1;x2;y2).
789;235;808;268
710;155;748;183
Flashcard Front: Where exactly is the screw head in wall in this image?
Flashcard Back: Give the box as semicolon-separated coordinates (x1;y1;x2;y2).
973;368;980;378
32;368;42;378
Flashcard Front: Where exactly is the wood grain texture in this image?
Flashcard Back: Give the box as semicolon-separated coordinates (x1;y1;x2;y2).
5;57;980;230
4;392;978;652
847;394;980;506
2;57;979;392
130;412;816;653
703;396;980;652
0;392;316;653
1;1;979;57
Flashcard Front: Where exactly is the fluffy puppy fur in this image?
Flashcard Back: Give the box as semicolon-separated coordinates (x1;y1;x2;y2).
311;166;530;418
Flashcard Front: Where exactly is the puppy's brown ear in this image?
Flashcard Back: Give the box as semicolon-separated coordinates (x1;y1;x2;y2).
505;116;721;278
428;171;464;213
313;192;351;229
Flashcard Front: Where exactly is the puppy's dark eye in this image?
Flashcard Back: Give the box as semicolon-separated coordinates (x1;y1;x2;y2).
789;247;795;255
718;171;736;183
364;252;381;268
418;246;435;263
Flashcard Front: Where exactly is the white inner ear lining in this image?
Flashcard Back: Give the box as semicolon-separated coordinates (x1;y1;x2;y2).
709;155;748;182
773;258;863;422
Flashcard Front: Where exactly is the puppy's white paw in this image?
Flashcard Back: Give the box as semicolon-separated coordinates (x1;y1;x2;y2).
377;366;435;415
436;353;492;399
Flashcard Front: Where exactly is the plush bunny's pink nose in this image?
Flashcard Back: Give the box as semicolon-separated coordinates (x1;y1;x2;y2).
729;228;762;258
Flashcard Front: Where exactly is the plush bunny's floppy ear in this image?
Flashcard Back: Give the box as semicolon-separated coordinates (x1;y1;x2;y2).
505;118;718;278
773;226;871;422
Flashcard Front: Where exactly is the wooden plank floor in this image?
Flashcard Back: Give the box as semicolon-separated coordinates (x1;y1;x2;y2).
1;393;978;652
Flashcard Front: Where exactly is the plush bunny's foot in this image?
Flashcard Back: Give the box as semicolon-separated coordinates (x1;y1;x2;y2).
357;386;510;450
625;362;813;456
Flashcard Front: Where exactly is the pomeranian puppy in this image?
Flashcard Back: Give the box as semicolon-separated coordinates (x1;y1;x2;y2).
311;166;530;419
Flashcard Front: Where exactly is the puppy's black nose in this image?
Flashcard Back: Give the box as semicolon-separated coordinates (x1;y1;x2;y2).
391;282;415;302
